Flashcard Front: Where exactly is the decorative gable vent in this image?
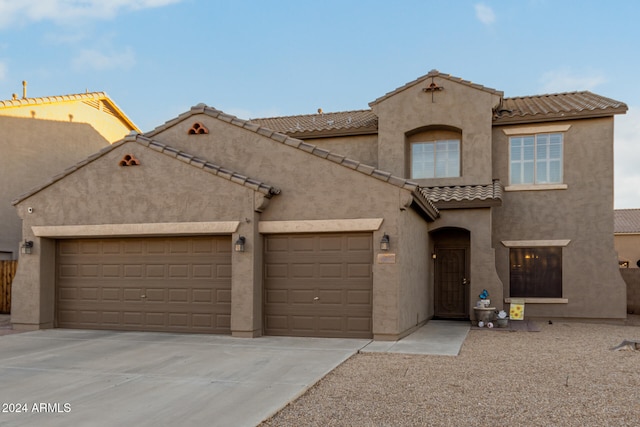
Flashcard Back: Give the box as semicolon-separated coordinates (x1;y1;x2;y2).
188;122;209;135
119;154;140;166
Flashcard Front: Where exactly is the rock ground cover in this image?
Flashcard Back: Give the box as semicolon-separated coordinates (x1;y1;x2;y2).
262;320;640;426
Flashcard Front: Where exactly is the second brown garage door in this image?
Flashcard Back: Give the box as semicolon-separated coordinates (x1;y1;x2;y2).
264;233;373;338
56;236;231;334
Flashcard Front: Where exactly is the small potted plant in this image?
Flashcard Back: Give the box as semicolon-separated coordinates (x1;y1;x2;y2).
496;310;509;328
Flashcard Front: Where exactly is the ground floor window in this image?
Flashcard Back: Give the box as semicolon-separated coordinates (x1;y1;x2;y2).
509;247;562;298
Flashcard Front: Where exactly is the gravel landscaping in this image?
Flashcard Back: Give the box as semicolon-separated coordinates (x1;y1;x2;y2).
262;320;640;426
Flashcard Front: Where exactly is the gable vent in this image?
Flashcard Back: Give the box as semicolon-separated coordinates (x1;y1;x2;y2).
119;154;140;166
188;122;209;135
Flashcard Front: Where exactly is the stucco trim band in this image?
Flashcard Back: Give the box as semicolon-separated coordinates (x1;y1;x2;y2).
259;218;384;234
504;297;569;304
501;239;571;247
31;221;240;238
505;184;568;192
501;124;572;135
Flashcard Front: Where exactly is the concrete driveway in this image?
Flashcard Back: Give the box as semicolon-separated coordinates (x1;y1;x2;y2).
0;329;369;427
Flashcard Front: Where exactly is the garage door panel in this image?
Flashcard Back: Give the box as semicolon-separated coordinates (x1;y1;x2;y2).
347;289;372;305
102;312;120;324
124;241;143;254
291;316;314;331
264;233;373;338
348;263;372;278
79;288;99;301
319;263;342;278
216;264;232;278
56;236;231;334
124;265;143;278
192;264;212;278
216;289;231;304
347;235;373;251
347;317;372;332
103;265;121;277
146;265;165;277
101;288;120;301
168;289;189;302
318;290;342;304
291;289;315;304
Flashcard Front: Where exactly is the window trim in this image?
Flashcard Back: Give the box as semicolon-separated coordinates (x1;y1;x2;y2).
502;124;572;136
504;297;568;304
508;132;564;186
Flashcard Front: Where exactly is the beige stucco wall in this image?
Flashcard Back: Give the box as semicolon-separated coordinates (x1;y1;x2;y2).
13;119;431;338
615;234;640;267
12;141;259;330
0;116;111;259
302;134;378;168
372;77;501;185
492;117;626;319
396;206;431;334
428;208;504;315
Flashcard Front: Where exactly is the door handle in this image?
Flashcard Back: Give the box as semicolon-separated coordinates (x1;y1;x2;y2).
141;294;147;299
462;278;468;286
313;296;319;301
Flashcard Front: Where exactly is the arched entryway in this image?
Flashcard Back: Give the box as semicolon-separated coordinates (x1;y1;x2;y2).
431;227;470;320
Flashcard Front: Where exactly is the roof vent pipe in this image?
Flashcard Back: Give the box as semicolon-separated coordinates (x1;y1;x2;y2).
22;81;27;99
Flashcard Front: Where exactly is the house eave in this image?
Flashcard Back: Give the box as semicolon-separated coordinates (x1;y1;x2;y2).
493;108;628;126
433;199;503;210
281;126;378;139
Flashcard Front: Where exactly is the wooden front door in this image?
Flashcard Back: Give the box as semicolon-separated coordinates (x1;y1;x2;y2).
434;247;469;319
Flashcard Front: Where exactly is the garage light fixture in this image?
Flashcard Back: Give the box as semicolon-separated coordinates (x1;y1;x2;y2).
21;240;33;255
234;236;246;252
380;233;390;251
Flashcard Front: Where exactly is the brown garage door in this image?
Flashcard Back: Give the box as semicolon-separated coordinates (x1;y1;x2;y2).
264;233;373;338
56;236;231;334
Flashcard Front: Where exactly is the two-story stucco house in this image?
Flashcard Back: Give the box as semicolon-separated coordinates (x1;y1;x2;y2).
0;85;139;260
10;70;628;339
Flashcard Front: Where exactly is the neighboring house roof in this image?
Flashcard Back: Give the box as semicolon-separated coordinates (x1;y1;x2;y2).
249;109;377;138
494;91;628;125
12;132;281;205
614;209;640;234
419;181;503;209
0;91;140;132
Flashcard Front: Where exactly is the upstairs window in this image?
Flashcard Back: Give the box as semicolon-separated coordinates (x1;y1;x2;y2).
411;139;460;179
510;133;563;185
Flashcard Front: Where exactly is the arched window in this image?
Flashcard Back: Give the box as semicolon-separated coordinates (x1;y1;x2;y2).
407;127;461;179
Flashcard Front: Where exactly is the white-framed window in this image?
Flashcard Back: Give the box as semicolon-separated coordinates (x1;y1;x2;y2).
411;139;460;179
510;133;563;185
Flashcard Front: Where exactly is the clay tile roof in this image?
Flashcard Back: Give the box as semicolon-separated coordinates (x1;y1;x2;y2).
494;91;627;124
249;109;377;138
615;209;640;234
419;181;503;206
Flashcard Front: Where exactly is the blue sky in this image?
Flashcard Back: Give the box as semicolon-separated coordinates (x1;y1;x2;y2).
1;0;639;208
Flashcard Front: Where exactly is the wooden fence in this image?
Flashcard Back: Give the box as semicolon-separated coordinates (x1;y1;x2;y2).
0;260;17;314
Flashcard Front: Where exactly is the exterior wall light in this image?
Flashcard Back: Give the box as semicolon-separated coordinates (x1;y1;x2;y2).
380;233;390;251
21;240;34;255
234;236;246;252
